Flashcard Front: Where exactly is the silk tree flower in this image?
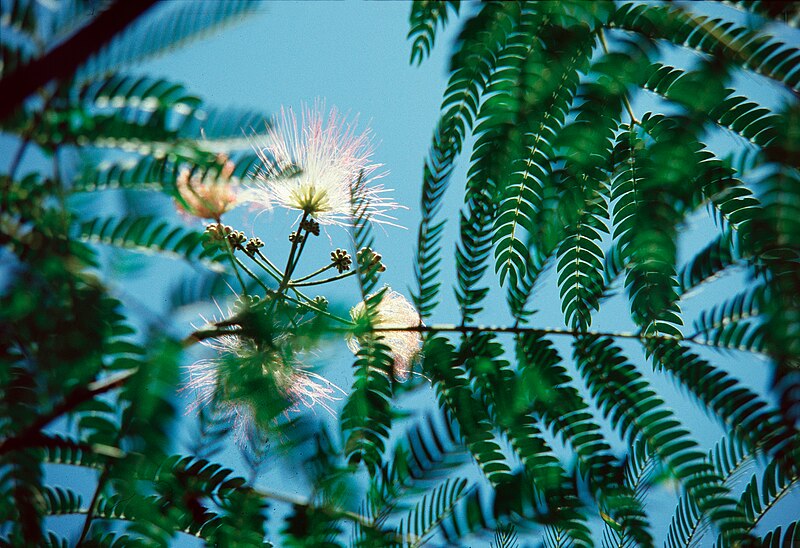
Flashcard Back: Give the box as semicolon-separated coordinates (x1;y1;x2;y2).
347;288;422;381
183;325;342;427
245;103;400;226
175;154;239;220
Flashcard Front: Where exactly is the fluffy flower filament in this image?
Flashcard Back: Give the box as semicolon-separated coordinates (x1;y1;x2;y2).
245;102;401;227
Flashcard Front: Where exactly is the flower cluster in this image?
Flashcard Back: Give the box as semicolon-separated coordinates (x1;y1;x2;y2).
330;248;352;273
357;246;386;274
181;103;414;429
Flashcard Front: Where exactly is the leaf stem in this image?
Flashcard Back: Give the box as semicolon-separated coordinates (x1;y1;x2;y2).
216;218;247;295
254;249;285;281
370;323;685;343
232;254;271;293
599;28;639;125
279;213;309;287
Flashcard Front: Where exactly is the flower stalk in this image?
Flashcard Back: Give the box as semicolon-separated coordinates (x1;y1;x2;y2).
291;262;337;284
289;269;356;287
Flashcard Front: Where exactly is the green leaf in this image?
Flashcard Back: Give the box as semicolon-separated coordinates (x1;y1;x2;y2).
407;0;460;65
77;215;223;268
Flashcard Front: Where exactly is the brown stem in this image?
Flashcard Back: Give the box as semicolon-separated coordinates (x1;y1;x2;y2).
0;0;160;121
369;323;694;345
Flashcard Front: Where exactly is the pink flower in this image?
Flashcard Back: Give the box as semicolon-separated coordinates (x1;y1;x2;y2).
245;102;401;226
175;154;238;220
183;323;342;434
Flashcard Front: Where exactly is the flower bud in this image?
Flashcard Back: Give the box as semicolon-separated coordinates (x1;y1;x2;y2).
330;248;352;273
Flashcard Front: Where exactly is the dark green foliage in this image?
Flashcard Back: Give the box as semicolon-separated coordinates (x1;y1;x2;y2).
665;433;755;548
341;178;396;473
608;3;800;91
492;524;519;548
423;336;513;486
733;457;800;541
366;411;467;526
0;1;271;544
760;521;800;547
517;333;650;546
414;0;520;319
77;1;260;81
575;336;753;544
602;438;655;548
395;477;468;546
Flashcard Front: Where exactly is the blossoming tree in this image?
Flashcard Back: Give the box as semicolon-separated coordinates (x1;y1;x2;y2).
1;1;800;547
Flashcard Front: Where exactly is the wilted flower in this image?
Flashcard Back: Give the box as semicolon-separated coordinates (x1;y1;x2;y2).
246;102;400;226
175;154;238;220
183;323;342;426
347;288;422;381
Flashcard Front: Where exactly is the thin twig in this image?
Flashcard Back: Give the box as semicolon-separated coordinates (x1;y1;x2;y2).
223;239;248;294
277;211;309;295
370;323;686;343
252;249;284;282
232;254;271;293
7;138;30;179
76;467;110;545
366;323;770;355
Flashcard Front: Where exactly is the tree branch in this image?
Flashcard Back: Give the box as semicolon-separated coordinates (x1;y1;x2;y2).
0;0;159;121
0;369;137;456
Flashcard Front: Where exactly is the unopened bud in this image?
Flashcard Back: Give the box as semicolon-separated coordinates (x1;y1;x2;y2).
330;248;352;273
228;230;246;247
245;237;264;255
300;219;320;236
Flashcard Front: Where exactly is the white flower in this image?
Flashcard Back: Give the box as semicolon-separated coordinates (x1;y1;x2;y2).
245;102;400;226
183;323;342;426
348;288;422;381
175;153;239;220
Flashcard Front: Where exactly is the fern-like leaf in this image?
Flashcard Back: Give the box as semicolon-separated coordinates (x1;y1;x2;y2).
575;335;754;546
77;215;222;268
407;0;459;66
